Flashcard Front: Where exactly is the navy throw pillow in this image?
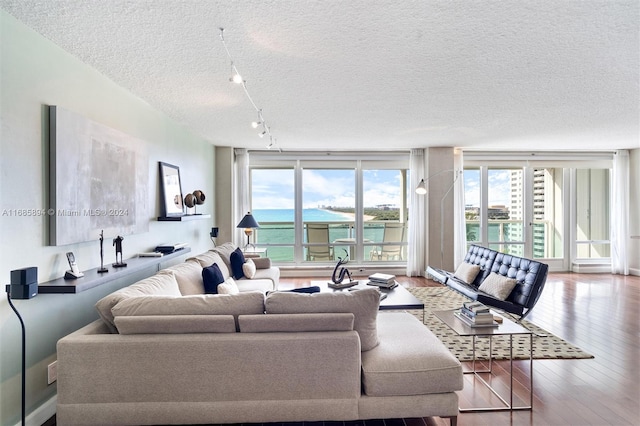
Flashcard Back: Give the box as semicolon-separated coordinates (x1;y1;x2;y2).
202;263;225;294
230;248;246;280
288;286;321;294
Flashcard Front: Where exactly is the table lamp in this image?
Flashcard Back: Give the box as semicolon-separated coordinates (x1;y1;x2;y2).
236;212;260;250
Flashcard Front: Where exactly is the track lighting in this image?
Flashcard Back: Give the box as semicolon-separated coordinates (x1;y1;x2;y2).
219;28;281;152
228;61;243;84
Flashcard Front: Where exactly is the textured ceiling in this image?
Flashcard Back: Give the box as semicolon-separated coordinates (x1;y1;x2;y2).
1;0;638;151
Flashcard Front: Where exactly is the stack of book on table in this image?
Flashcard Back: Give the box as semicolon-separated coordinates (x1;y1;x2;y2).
454;301;498;327
367;273;398;289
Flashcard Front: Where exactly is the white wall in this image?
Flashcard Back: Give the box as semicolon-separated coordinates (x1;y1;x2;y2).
0;11;215;425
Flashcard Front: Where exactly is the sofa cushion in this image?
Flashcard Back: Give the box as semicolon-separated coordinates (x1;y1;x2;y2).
236;278;276;294
94;271;182;333
160;260;204;295
114;314;237;334
217;277;240;294
265;287;380;351
211;242;237;270
202;263;225;294
186;251;231;279
230;248;246;279
111;291;266;331
239;313;355;333
362;312;463;396
242;258;257;278
478;272;517;301
453;262;481;284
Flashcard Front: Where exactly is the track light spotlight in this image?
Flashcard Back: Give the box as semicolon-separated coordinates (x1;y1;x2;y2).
220;28;281;151
228;61;243;84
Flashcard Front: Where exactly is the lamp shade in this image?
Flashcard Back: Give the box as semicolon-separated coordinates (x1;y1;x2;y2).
415;179;427;195
237;212;260;229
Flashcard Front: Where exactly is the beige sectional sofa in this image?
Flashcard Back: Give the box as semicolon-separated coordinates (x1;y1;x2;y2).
56;245;463;425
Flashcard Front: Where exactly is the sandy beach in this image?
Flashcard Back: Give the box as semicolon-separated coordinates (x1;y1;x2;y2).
321;208;375;221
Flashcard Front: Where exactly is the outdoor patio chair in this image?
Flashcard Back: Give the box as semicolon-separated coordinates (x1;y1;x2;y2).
306;223;334;261
370;222;405;261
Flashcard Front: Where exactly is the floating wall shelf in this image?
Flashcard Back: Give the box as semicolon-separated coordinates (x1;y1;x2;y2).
37;248;191;294
157;214;211;222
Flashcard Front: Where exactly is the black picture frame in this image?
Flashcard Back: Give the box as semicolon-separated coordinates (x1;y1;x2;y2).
158;162;184;217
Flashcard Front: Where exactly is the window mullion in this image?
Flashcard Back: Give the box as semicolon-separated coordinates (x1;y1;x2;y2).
294;160;304;264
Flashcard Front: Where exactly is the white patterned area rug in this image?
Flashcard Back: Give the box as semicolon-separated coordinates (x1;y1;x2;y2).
403;287;594;361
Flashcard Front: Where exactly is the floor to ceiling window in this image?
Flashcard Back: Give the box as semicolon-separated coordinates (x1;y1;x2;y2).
248;152;409;265
463;152;612;271
250;168;295;262
575;168;610;259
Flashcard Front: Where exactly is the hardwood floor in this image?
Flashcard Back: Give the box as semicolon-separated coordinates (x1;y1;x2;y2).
279;273;640;426
46;273;639;426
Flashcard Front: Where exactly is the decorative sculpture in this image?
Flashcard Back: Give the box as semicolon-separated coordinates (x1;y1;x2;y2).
184;189;206;215
97;230;108;273
112;235;127;268
331;249;352;284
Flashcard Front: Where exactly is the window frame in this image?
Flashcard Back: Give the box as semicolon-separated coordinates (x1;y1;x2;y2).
248;151;410;265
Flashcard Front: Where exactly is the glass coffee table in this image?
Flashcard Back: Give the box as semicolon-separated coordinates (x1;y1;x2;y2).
309;280;424;310
433;309;533;412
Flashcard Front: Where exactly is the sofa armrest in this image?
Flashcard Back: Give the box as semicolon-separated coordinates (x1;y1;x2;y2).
252;257;272;269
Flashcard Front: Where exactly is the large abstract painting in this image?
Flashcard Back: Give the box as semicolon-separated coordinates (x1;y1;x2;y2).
49;106;149;246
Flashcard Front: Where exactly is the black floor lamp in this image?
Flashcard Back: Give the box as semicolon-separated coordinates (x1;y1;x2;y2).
5;267;38;426
416;169;461;268
6;290;26;425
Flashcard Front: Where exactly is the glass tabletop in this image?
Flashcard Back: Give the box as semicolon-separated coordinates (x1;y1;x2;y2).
433;309;532;337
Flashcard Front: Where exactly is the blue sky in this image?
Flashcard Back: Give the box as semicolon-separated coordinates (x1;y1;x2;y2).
251;169;408;209
252;168;513;210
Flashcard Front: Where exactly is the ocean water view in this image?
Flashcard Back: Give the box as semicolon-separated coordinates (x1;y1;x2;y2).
251;208;389;262
253;208;352;223
250;209;519;262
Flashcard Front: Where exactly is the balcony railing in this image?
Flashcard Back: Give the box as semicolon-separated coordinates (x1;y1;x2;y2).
252;221;407;263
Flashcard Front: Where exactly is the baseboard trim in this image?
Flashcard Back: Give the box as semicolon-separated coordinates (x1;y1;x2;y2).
571;264;610;273
14;395;56;426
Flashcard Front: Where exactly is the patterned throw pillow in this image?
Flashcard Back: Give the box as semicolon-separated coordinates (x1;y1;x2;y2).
478;272;517;301
202;263;225;294
453;262;481;284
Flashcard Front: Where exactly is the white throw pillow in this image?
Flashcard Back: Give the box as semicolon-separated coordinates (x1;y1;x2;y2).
217;277;240;295
453;262;481;284
242;258;257;279
478;272;517;301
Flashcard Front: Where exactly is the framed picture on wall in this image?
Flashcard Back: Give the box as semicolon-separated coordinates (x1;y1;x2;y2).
159;162;184;217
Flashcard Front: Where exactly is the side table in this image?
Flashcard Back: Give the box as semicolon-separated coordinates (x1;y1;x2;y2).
433;309;533;412
243;247;268;258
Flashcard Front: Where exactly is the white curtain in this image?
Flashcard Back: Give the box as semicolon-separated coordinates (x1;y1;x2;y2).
234;148;250;247
611;149;629;275
407;148;426;276
453;149;466;267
